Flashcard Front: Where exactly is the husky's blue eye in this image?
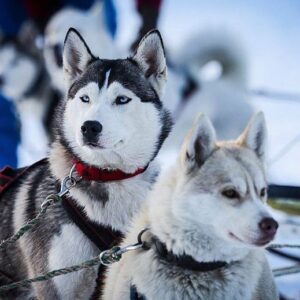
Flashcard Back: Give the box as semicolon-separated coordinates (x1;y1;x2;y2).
115;96;131;105
80;95;90;103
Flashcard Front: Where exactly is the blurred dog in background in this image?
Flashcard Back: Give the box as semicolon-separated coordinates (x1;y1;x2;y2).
159;29;253;165
0;22;59;166
44;1;118;94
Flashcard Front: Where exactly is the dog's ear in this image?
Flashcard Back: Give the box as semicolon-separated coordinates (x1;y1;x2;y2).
132;30;167;98
181;113;216;170
63;28;94;86
238;111;267;161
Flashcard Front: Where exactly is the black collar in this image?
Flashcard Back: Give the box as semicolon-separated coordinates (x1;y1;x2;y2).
148;235;228;272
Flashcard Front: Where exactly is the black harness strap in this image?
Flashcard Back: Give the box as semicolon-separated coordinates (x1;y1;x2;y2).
61;197;123;300
129;232;229;300
151;236;228;272
62;197;123;250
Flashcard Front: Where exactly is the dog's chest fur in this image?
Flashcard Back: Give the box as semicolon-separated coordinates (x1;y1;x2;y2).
0;151;158;299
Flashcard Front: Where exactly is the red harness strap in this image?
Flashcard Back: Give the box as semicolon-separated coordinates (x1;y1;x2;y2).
0;166;26;194
0;159;48;195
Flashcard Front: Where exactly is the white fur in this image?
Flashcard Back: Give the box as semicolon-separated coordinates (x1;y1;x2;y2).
48;224;98;300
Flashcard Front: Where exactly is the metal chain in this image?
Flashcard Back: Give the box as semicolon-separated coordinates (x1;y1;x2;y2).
0;165;77;250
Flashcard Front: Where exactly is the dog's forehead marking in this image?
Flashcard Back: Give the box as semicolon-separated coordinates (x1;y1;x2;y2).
104;69;111;89
67;59;161;107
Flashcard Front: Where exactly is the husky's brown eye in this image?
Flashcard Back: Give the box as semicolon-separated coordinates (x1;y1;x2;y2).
260;187;267;198
80;95;90;103
222;189;239;199
115;96;131;105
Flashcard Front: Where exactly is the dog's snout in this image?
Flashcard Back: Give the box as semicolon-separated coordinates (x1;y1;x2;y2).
81;121;102;141
259;217;278;236
0;75;4;87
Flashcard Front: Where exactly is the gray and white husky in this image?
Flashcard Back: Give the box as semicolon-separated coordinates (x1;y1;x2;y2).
103;112;279;300
0;28;171;299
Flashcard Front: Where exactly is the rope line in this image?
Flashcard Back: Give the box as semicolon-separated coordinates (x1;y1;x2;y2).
0;195;61;250
0;242;299;292
0;256;100;292
268;244;300;249
273;265;300;277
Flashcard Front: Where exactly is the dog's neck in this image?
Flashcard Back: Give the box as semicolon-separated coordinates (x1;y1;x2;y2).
49;140;159;231
49;140;152;182
148;166;250;264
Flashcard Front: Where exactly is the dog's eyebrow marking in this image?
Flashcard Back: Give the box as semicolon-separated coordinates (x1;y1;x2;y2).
104;69;111;90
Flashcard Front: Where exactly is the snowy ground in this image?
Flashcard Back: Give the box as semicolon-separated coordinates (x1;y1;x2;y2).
115;1;300;298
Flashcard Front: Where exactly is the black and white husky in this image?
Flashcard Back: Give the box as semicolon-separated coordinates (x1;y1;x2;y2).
0;28;171;299
0;22;59;166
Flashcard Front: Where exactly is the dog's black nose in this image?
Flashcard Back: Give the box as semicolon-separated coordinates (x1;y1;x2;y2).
0;75;4;87
81;121;102;141
259;218;278;236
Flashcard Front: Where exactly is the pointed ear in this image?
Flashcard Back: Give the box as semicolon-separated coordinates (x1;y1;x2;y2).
63;28;95;87
132;30;167;98
181;114;216;170
237;112;267;161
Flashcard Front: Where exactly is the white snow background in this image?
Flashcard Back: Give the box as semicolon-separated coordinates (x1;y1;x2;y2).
114;0;300;298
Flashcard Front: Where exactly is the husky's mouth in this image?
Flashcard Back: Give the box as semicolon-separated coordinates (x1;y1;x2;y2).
84;139;124;150
229;232;273;247
85;142;104;149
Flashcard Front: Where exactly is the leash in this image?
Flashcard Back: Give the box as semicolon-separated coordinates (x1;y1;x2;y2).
1;227;300;293
0;234;143;293
0;165;77;250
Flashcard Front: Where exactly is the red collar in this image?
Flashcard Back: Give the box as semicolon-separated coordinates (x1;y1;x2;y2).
74;160;148;182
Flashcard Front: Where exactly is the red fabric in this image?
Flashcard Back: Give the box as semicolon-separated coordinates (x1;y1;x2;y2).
0;166;17;193
74;161;148;182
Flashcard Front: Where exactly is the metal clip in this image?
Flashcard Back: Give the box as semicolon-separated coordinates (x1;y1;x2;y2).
99;243;143;266
57;164;77;197
41;165;77;209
